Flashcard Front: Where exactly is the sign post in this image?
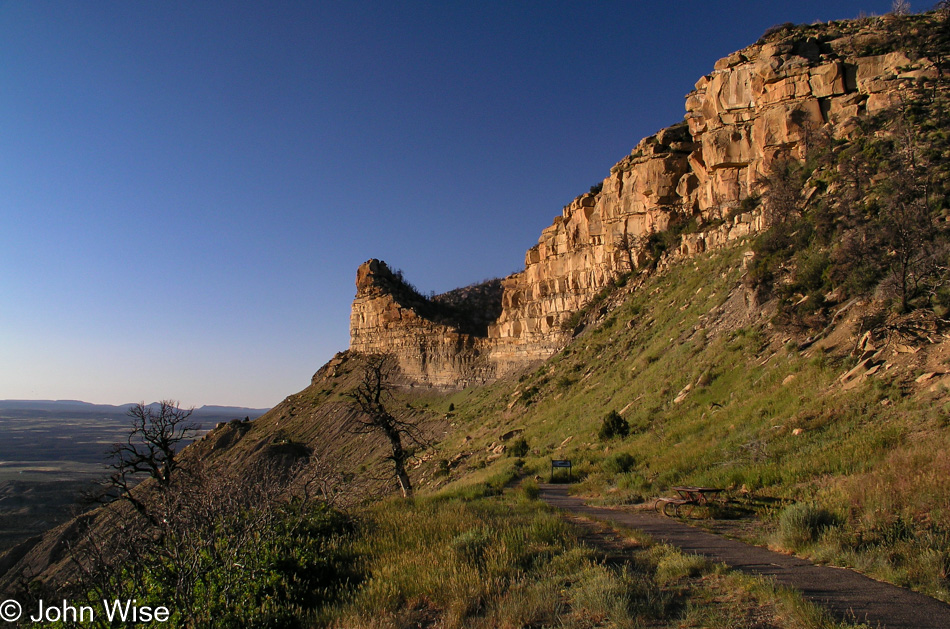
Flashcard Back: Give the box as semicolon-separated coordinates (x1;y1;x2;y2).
551;459;572;482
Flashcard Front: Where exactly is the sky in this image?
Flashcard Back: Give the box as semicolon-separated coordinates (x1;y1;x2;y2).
0;0;900;408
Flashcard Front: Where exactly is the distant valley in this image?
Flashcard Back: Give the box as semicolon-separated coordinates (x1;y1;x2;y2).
0;399;270;422
0;400;269;552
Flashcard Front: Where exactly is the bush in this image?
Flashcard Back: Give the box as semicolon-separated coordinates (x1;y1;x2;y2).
435;459;450;477
521;479;540;500
450;527;491;566
655;552;707;585
509;436;530;457
81;500;357;628
777;503;841;547
556;375;576;389
760;22;796;41
602;452;636;475
735;193;761;216
599;411;630;440
520;386;540;405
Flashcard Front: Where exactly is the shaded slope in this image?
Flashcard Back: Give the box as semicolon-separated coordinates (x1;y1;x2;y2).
0;353;448;593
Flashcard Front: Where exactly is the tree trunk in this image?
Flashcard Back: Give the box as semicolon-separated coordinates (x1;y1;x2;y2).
383;422;413;497
393;459;412;498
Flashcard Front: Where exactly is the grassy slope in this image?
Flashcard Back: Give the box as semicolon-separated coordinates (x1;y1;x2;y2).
418;242;950;601
188;244;873;626
188;11;950;617
315;489;853;629
218;238;948;606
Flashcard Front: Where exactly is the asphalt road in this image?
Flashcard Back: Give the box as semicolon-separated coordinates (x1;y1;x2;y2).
540;485;950;629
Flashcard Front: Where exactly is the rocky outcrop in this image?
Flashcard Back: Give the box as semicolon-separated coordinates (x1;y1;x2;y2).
686;34;935;211
350;13;944;386
489;123;712;345
350;260;498;387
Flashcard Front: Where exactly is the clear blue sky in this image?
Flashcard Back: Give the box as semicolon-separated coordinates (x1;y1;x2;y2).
0;1;896;408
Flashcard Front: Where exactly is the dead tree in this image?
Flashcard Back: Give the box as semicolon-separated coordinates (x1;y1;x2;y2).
614;229;639;275
345;354;425;497
103;400;198;524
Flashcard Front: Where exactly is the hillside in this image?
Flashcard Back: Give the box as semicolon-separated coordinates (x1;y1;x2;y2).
4;8;950;625
237;7;950;604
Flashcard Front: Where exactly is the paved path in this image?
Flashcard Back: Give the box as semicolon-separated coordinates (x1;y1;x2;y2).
540;485;950;629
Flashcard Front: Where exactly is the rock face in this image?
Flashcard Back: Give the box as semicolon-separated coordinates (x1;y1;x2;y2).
350;15;942;386
350;259;498;387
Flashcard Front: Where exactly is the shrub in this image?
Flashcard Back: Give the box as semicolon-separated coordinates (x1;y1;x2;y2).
520;386;540;405
736;193;761;216
655;552;707;585
602;452;636;475
521;479;540;500
777;503;841;547
599;411;630;440
450;527;491;566
509;436;530;457
556;375;576;389
435;459;450;478
760;22;796;41
81;499;357;628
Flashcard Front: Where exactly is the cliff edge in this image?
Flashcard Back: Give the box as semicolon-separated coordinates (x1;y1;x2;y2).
352;13;944;387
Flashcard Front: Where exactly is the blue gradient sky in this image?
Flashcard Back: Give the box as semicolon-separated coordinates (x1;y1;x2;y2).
1;1;896;407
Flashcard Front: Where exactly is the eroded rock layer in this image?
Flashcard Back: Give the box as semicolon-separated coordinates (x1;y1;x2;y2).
350;260;497;388
350;16;941;386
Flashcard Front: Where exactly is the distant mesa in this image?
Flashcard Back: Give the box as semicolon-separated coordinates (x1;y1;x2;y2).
0;400;270;423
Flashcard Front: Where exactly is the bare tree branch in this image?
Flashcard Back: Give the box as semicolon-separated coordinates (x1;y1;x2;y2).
345;354;428;497
98;400;198;525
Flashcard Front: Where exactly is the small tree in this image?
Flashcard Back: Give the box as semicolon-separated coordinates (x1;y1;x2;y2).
346;354;426;497
103;400;198;523
614;230;639;274
760;156;805;228
509;436;529;457
891;0;910;15
877;109;947;311
599;410;630;441
879;193;940;311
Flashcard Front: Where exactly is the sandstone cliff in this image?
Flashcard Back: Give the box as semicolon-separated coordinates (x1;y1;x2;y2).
352;13;943;387
349;259;499;387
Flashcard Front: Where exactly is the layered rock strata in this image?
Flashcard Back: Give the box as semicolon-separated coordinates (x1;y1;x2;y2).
350;259;498;387
350;16;941;386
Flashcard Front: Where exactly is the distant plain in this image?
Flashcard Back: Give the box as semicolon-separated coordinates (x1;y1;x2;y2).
0;405;267;552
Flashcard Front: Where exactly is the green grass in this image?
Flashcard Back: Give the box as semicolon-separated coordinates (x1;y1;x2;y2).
314;490;857;628
319;495;662;627
414;244;950;602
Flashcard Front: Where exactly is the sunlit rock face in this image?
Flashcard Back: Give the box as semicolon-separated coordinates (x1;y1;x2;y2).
349;259;499;388
350;18;940;386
